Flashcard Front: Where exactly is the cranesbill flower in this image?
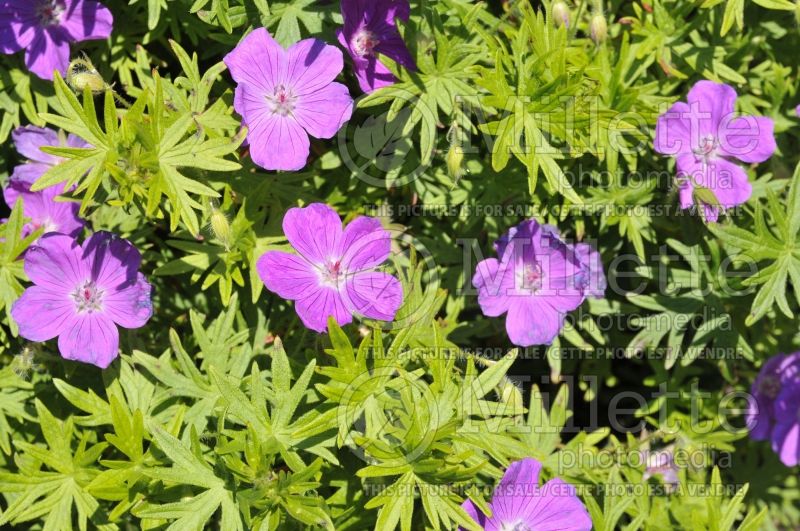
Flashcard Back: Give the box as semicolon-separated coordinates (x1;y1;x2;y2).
11;232;153;368
654;80;776;222
257;203;402;333
3;126;86;238
748;353;800;466
574;242;606;299
772;383;800;467
473;219;587;347
224;28;354;171
337;0;417;93
461;457;592;531
0;0;113;80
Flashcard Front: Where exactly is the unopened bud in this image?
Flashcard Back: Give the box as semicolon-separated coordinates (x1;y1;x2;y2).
208;201;233;250
66;58;107;94
589;14;608;44
446;143;465;181
553;2;571;27
496;377;525;416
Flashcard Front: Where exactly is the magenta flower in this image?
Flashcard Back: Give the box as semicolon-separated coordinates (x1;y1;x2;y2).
748;353;800;466
257;203;402;333
223;28;354;171
0;0;113;80
472;220;589;347
574;242;606;299
461;458;592;531
655;80;776;222
11;232;153;368
337;0;417;93
3;126;86;238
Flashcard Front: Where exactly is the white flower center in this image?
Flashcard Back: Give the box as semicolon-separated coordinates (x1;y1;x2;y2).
32;217;58;234
516;263;543;294
266;84;297;117
501;522;532;531
319;260;344;288
36;0;65;26
352;29;381;57
692;134;718;160
71;281;104;313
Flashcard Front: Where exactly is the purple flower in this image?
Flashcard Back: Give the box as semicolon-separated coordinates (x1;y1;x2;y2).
473;219;588;347
3;126;86;238
223;28;354;171
748;353;800;466
574;242;606;299
337;0;417;93
654;80;776;222
461;458;592;531
0;0;113;80
11;232;153;368
257;203;403;333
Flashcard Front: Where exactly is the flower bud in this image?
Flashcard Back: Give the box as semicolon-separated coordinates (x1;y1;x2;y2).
66;58;107;94
446;143;465;181
589;14;607;44
553;2;570;27
496;377;525;416
208;201;233;250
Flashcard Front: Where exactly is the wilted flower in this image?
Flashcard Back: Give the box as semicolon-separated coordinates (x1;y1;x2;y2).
641;446;679;488
337;0;417;93
3;126;86;238
748;353;800;466
257;203;403;333
472;219;593;346
11;232;153;368
654;80;776;222
224;28;354;171
461;457;592;531
0;0;114;80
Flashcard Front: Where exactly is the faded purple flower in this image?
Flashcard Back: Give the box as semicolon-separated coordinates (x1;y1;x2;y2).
257;203;403;333
748;353;800;466
11;232;153;368
337;0;417;93
574;242;606;299
3;126;86;238
654;80;776;222
473;219;589;347
641;446;679;487
0;0;113;80
223;28;354;171
461;458;592;531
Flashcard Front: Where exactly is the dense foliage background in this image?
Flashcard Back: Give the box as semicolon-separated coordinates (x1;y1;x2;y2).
2;0;800;529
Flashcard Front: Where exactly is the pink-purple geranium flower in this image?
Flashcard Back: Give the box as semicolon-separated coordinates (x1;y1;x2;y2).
3;126;86;238
257;203;403;333
461;457;592;531
223;28;354;171
0;0;113;80
654;80;776;222
11;232;153;368
748;353;800;466
473;219;600;347
337;0;417;93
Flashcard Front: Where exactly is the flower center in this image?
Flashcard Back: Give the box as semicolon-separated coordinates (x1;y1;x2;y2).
693;134;718;160
517;263;543;293
31;217;58;234
71;280;104;313
501;522;532;531
352;29;381;57
36;0;65;26
266;84;297;117
758;375;781;399
320;260;343;288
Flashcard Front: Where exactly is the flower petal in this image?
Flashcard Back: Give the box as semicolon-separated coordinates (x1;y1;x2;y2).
247;106;311;171
473;257;513;317
340;216;391;272
81;231;142;291
686;80;737;139
294;287;352;333
293;82;354;139
286;38;345;95
57;313;119;368
505;297;564;347
654;101;692;156
11;285;76;342
224;27;285;92
525;478;593;531
60;0;114;41
257;250;320;300
283;203;343;264
12;126;61;164
719;115;776;164
24;233;88;291
342;271;403;321
102;273;153;329
771;420;800;467
459;499;487;530
25;28;70;80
